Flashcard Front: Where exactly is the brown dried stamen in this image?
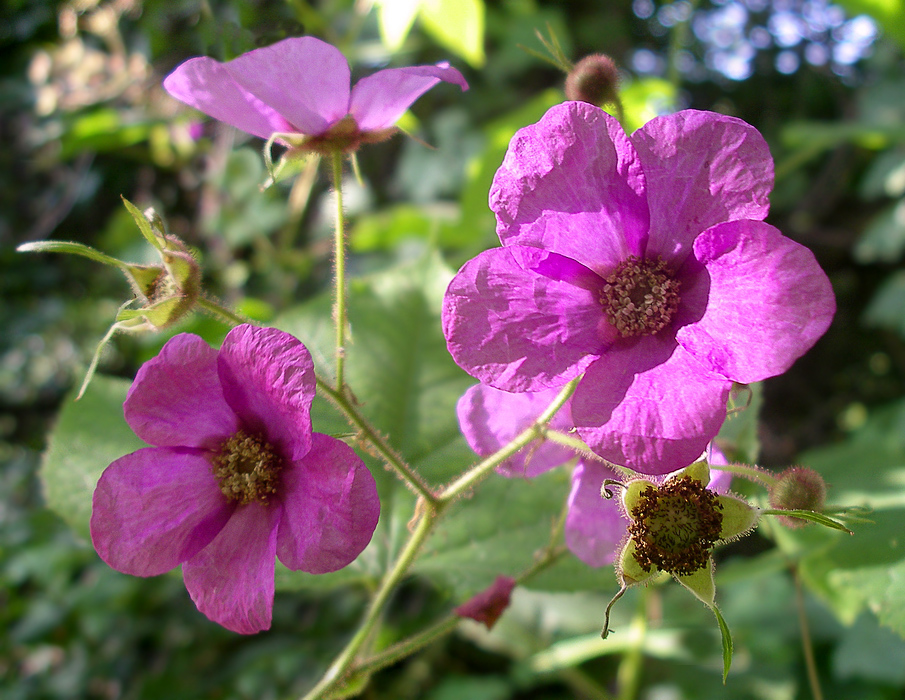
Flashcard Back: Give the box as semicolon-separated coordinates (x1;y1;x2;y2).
212;430;284;505
628;476;723;576
600;255;681;337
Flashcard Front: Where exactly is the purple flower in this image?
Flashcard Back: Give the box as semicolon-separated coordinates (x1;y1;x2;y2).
443;102;835;474
163;36;468;153
90;325;379;634
457;384;731;567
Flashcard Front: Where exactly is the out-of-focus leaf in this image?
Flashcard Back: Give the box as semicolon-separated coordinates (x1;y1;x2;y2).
853;200;905;263
420;0;486;68
863;269;905;338
40;375;144;542
836;0;905;51
59;108;154;159
833;612;905;684
858;148;905;200
716;382;763;464
376;0;423;51
620;77;678;133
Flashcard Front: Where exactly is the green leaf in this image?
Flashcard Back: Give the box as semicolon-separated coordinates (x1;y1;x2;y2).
711;605;733;683
854;200;905;264
773;398;905;636
419;0;486;68
376;0;420;51
40;375;144;542
864;269;905;338
121;196;163;250
16;240;132;270
620;78;678;133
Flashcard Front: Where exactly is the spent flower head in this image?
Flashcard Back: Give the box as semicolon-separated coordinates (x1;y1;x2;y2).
163;36;468;155
90;324;380;634
443;102;836;474
604;461;759;637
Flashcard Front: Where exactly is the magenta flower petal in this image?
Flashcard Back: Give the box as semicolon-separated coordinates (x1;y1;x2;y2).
217;324;316;462
183;501;281;635
124;333;238;449
91;447;233;577
222;37;351;135
565;461;627;567
350;63;468;131
633;110;774;264
572;340;733;474
443;246;612;391
677;220;836;384
490;101;649;275
162;56;295;140
456;384;575;477
277;433;379;574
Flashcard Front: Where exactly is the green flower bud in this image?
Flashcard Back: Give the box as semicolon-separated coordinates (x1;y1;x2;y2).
769;466;827;528
565;54;620;107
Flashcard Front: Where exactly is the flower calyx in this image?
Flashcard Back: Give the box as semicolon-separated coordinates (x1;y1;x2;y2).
601;462;759;640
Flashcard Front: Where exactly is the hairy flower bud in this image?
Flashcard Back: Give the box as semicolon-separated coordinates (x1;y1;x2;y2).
769;466;827;528
565;54;620;106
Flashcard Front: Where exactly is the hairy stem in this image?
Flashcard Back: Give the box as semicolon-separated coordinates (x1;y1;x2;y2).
793;565;824;700
300;500;440;700
437;377;580;502
331;151;348;390
317;377;437;504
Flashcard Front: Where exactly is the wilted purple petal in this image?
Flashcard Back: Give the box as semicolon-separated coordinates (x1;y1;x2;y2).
454;575;517;629
183;501;280;635
633;110;774;264
124;333;238;450
223;37;351;135
572;339;732;474
218;324;316;462
677;220;836;384
457;384;575;477
91;448;233;577
351;63;468;131
491;101;649;275
163;57;294;140
565;460;627;566
277;434;379;574
443;246;611;392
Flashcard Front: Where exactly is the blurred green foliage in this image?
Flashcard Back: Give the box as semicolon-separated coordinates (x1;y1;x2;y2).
5;0;905;698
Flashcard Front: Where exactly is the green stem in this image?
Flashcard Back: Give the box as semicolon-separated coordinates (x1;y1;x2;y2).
195;296;254;328
711;462;778;488
331;151;348;391
300;501;441;700
317;378;437;504
793;565;824;700
616;587;648;700
438;377;580;502
544;430;637;479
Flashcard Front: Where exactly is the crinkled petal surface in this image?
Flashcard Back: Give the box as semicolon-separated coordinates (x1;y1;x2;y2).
572;339;732;474
443;246;612;391
456;384;576;477
183;501;280;635
490;101;649;275
163;57;294;140
91;447;233;577
351;63;468;132
565;461;627;567
677;220;836;384
124;333;238;450
277;433;379;574
633;110;773;264
223;37;351;135
218;325;316;462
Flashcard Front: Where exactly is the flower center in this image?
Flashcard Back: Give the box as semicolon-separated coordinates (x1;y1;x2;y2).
628;476;723;576
600;255;681;338
212;430;284;505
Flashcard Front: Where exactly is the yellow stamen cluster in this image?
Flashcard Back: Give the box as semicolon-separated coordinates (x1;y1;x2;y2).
600;255;681;337
212;430;284;505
